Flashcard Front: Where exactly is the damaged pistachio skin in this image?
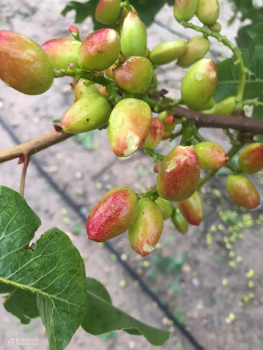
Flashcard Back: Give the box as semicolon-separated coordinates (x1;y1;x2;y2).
157;146;200;202
78;28;120;71
121;12;147;57
150;41;187;66
155;197;173;220
128;198;163;257
174;0;199;22
238;143;263;174
196;0;220;25
61;94;111;134
177;36;210;68
194;142;228;170
181;58;218;111
171;209;189;234
177;191;203;226
0;31;54;95
143;118;164;149
87;187;138;242
226;175;260;209
108;98;152;157
95;0;121;24
42;38;81;69
113;56;153;94
74;79;100;102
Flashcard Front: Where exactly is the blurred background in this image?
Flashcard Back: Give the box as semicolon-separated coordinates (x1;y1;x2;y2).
0;0;263;349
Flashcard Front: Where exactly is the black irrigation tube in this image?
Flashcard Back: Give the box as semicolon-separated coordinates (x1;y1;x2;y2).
0;117;205;350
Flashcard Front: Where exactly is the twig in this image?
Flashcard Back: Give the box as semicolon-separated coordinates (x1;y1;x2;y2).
19;153;30;197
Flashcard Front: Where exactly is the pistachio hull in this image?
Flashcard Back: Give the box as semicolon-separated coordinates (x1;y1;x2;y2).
196;0;220;25
177;36;210;68
177;191;203;226
150;41;187;66
143;118;164;149
61;94;111;134
78;29;120;71
171;209;189;234
174;0;199;22
42;38;81;69
157;146;200;202
158;111;176;133
155;198;173;220
0;31;54;95
87;187;138;242
113;56;153;94
194;142;228;170
238;143;263;174
128;198;163;257
121;12;147;57
95;0;121;24
226;175;260;209
74;79;100;102
108;98;152;157
181;58;218;110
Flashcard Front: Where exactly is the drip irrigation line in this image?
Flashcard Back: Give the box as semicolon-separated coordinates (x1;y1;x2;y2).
0;117;205;350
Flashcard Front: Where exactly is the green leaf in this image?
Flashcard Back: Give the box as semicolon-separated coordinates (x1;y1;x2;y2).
82;278;170;346
0;186;87;350
214;49;263;102
252;94;263;141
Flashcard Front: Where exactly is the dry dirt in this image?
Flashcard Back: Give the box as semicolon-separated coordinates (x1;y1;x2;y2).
0;1;263;350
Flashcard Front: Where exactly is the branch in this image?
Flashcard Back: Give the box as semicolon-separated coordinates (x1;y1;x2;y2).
0;129;72;163
172;105;263;135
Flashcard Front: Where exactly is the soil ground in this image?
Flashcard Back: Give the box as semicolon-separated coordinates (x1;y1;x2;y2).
0;1;263;350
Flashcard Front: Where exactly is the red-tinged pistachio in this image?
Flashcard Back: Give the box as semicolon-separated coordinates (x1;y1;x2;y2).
98;85;110;97
153;161;162;173
121;12;147;57
104;63;117;79
113;56;153;94
119;5;137;31
128;198;163;257
238;143;263;174
158;111;176;133
177;191;203;226
171;208;189;234
0;31;54;95
161;131;172;140
196;0;220;25
194;142;228;170
155;197;173;220
157;146;200;202
87;187;138;242
69;25;79;35
74;79;100;102
78;28;120;71
226;175;260;209
202;97;216;111
42;38;81;70
143;118;164;149
181;58;218;111
95;0;121;24
205;96;235;115
208;22;222;32
61;94;111;134
108;98;152;157
174;0;199;22
150;41;187;66
177;36;210;68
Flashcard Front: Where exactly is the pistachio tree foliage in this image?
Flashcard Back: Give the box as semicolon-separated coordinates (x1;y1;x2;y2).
0;0;263;349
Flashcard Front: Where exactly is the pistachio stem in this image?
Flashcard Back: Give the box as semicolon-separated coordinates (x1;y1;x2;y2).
194;132;206;143
180;21;247;110
180;125;195;146
19;153;30;197
243;100;263;107
144;148;165;161
197;143;243;190
138;188;159;201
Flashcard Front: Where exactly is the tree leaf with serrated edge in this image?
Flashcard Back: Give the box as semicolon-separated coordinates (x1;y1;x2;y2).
214;48;263;102
82;278;170;346
0;186;87;350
